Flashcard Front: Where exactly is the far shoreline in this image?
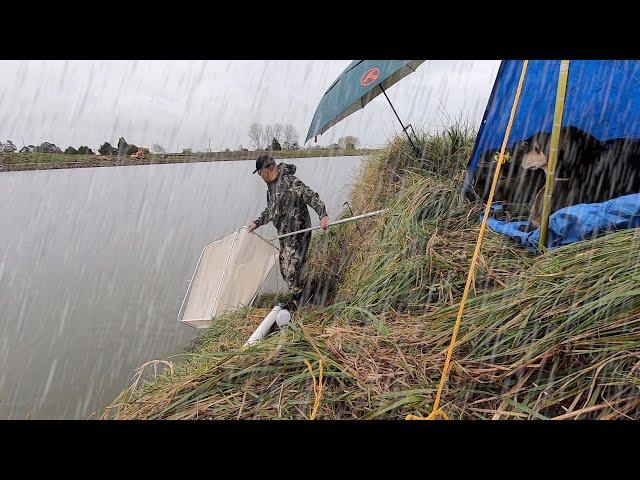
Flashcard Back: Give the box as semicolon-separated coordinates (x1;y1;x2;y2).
0;148;375;173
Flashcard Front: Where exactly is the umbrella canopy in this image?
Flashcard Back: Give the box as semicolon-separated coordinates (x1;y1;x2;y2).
305;60;424;143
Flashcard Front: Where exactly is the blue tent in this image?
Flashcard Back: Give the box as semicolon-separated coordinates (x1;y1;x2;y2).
467;60;640;249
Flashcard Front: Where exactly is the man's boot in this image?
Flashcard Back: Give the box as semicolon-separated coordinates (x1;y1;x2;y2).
285;291;303;312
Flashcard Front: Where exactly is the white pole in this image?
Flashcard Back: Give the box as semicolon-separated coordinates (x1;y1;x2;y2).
267;209;387;241
245;306;281;346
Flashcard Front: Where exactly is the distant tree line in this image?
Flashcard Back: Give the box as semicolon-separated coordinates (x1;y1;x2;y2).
98;137;149;156
1;137;148;156
64;146;95;155
0;140;17;153
2;132;361;158
247;124;360;151
1;140;66;154
2;140;93;154
247;123;301;151
301;136;360;150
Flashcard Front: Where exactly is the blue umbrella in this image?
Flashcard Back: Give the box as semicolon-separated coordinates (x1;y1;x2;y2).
305;60;425;149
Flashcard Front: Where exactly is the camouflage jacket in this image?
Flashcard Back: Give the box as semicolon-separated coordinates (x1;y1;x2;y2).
253;163;328;236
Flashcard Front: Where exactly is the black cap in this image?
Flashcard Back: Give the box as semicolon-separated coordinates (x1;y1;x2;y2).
252;154;276;174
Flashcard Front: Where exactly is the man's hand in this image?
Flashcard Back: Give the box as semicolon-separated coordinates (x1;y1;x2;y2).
321;216;329;231
247;222;258;233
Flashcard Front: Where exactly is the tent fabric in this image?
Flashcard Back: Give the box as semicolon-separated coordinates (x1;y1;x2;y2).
179;228;279;329
481;193;640;250
466;60;640;248
305;60;424;142
468;60;640;178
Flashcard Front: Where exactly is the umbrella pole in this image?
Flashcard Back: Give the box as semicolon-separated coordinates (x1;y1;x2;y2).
539;60;570;250
380;84;419;155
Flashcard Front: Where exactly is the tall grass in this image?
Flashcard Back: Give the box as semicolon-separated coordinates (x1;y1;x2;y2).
101;125;640;420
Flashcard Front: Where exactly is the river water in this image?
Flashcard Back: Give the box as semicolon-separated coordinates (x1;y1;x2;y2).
0;155;364;419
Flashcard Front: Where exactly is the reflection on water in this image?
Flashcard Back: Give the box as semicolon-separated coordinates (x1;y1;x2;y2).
0;156;363;419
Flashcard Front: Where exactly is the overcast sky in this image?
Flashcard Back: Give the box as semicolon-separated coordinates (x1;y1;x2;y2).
0;60;500;152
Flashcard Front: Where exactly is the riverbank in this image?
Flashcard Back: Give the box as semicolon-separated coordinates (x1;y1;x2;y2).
0;148;375;172
102;127;640;420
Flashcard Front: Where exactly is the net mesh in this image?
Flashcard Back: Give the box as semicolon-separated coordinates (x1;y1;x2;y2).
179;227;279;329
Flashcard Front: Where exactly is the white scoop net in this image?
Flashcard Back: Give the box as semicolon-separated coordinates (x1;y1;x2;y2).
178;227;279;329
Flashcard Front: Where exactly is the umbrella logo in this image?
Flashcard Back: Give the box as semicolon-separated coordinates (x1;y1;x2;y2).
360;67;380;86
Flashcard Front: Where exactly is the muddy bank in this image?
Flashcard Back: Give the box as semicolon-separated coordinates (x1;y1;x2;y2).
0;149;373;172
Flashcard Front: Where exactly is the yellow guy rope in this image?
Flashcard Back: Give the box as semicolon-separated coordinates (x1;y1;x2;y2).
406;60;530;421
304;359;324;420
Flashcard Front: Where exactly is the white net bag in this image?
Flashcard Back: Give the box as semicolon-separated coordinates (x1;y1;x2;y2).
178;227;279;329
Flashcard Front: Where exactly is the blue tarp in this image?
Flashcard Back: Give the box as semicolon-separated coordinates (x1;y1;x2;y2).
468;60;640;177
482;194;640;250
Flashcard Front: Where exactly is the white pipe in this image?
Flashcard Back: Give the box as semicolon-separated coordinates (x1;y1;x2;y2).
245;306;280;346
268;209;387;241
276;308;291;328
245;306;291;346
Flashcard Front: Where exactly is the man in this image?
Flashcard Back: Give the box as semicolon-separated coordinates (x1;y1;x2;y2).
248;154;329;310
